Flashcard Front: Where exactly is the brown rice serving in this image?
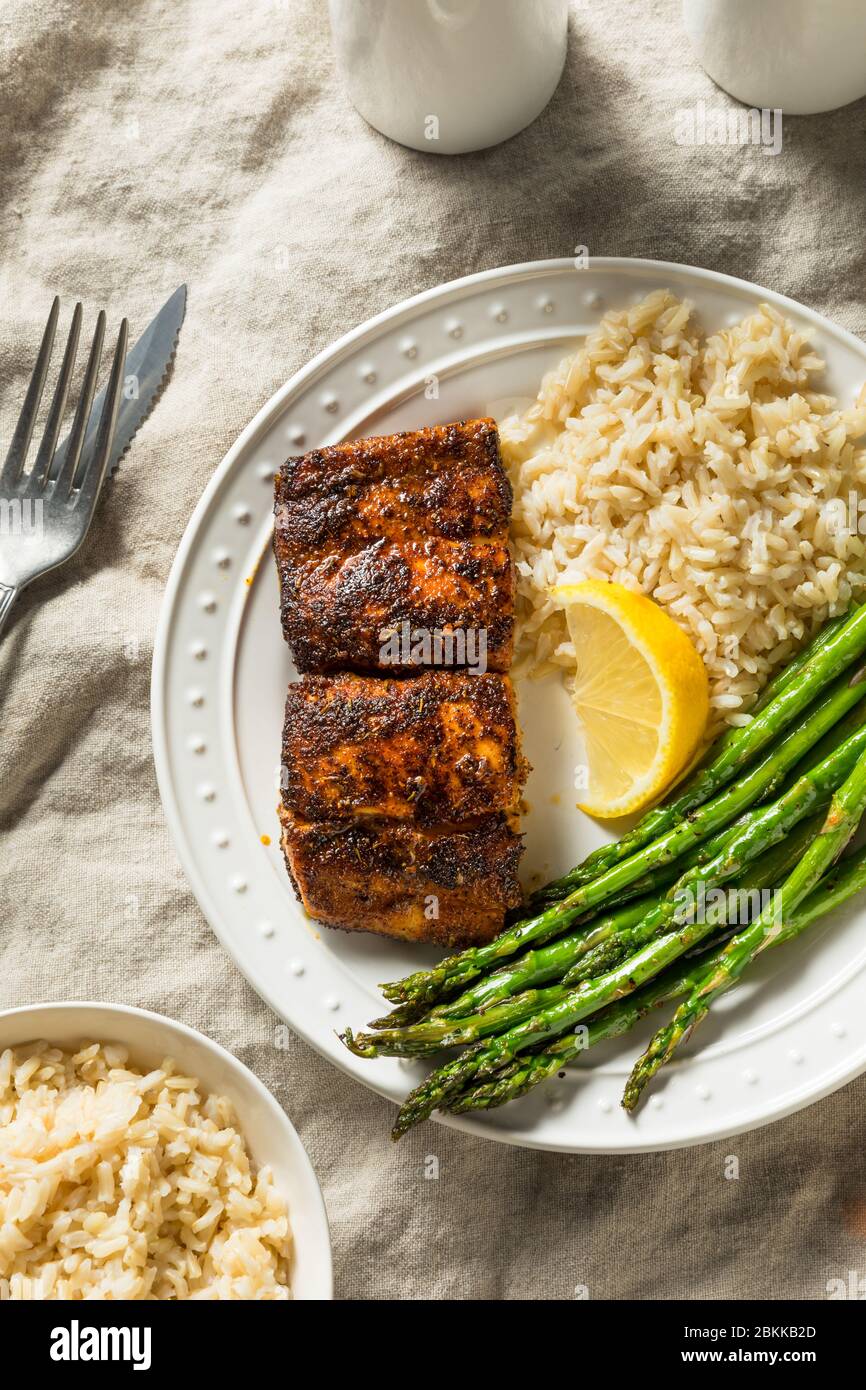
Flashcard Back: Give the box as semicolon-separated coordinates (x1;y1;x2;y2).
0;1041;292;1300
500;290;866;726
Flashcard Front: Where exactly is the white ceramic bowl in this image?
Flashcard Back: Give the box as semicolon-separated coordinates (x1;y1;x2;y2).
0;1001;333;1300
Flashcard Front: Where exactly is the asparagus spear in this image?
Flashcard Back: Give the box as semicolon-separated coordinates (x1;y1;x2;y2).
387;917;744;1136
380;671;866;1008
529;604;866;908
447;844;866;1116
370;859;689;1030
370;893;656;1031
622;754;866;1109
655;719;866;926
345;803;832;1060
749;605;857;711
372;814;820;1041
371;811;755;1030
560;811;825;987
558;719;866;995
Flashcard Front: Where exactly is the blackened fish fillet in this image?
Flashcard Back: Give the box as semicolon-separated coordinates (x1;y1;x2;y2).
273;418;514;674
280;671;528;826
278;805;523;948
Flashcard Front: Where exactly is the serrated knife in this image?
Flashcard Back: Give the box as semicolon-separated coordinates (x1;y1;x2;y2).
51;284;187;480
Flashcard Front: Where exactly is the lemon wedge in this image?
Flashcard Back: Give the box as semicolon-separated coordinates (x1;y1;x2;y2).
552;580;710;819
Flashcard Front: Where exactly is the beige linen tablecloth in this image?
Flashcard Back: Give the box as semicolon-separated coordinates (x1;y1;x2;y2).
2;0;865;1300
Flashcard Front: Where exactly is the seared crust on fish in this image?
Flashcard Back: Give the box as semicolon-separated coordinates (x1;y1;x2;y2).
281;671;528;826
273;418;514;674
278;805;523;948
275;417;510;547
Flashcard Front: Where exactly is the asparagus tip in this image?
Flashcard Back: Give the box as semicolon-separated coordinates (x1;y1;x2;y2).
378;983;406;1003
391;1105;421;1140
339;1028;378;1059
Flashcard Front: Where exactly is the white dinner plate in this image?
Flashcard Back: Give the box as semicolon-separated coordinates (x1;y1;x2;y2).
152;258;866;1152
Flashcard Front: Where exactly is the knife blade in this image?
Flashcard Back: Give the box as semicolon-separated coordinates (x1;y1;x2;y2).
52;284;187;480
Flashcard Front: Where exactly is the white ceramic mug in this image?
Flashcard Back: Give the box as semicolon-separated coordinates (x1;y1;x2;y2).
683;0;866;115
328;0;569;154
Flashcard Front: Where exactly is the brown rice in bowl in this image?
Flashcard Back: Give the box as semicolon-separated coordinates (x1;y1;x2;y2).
0;1041;292;1300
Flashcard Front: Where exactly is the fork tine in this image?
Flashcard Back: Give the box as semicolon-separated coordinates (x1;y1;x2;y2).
28;302;82;493
54;310;105;497
0;296;59;489
70;317;128;516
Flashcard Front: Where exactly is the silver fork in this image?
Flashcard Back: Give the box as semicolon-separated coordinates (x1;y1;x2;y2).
0;299;129;639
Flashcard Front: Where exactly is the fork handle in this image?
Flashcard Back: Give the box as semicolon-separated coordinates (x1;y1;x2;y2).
0;584;19;639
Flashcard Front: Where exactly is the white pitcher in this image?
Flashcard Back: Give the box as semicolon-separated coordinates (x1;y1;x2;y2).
683;0;866;115
328;0;569;154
